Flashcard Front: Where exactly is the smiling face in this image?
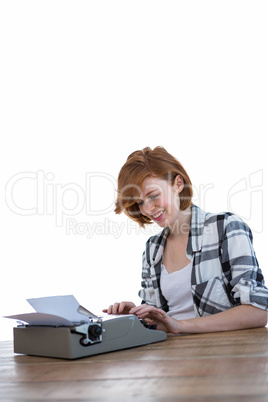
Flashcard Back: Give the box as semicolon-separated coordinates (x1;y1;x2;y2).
137;175;184;228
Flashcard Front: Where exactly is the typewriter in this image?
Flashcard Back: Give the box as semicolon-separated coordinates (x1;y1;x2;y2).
5;295;167;359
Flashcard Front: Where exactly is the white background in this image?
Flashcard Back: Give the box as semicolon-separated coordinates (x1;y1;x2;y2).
0;1;267;340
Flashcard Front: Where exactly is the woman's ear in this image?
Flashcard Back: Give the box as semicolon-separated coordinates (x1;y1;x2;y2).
174;175;184;193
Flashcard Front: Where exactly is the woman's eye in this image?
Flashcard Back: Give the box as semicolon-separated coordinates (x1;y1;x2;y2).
137;194;159;206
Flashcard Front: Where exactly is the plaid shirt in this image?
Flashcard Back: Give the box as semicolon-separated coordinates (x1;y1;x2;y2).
138;205;268;316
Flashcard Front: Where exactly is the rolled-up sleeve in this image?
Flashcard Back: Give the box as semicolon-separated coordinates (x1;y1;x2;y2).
221;214;268;311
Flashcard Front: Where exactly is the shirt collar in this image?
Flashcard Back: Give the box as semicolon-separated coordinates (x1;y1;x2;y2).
187;204;207;253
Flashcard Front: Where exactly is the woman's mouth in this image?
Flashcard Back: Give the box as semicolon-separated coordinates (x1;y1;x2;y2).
152;210;165;222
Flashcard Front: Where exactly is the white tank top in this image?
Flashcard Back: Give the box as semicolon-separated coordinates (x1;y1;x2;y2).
160;261;196;320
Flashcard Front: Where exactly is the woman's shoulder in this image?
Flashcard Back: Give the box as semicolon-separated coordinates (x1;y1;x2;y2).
195;205;251;236
193;204;246;224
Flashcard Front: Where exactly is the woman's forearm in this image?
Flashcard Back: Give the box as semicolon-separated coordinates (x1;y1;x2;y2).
179;305;267;334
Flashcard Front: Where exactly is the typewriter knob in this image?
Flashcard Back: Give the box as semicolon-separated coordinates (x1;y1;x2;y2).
88;324;102;340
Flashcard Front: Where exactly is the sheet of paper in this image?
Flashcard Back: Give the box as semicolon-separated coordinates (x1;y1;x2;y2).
4;295;99;326
4;312;74;326
27;295;87;323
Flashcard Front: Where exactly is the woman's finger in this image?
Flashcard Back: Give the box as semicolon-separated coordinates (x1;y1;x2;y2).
130;305;167;318
111;303;120;314
103;303;119;315
129;304;149;314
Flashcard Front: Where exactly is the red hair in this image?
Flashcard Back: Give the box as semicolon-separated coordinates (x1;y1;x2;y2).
115;146;193;227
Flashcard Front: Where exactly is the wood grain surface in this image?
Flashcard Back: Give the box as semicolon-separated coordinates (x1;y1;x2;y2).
1;328;268;401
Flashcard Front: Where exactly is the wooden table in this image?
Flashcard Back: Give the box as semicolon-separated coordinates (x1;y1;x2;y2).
1;328;268;401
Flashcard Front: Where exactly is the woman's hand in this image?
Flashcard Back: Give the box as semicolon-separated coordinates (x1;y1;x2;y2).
129;304;181;334
103;302;183;334
102;301;136;315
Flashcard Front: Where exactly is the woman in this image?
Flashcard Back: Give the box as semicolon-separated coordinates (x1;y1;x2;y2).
103;146;268;333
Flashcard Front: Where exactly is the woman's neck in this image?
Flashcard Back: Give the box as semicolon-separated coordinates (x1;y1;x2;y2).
169;206;192;238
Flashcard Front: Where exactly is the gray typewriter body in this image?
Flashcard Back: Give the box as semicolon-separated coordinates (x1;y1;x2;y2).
13;315;167;359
